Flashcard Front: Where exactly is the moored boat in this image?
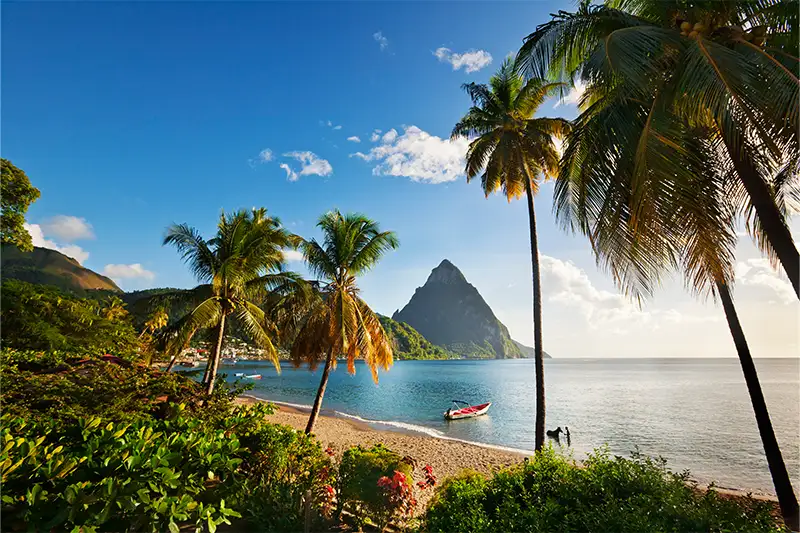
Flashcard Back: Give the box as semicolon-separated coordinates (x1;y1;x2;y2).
245;374;262;379
444;400;491;420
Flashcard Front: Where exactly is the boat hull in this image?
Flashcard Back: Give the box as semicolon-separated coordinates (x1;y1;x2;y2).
444;402;491;420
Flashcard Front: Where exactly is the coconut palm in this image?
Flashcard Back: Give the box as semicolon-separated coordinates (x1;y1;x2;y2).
100;295;129;322
291;210;398;434
163;208;302;395
451;59;569;451
517;0;799;298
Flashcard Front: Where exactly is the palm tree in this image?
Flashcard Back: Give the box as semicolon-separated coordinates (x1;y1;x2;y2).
451;59;569;451
517;0;799;297
139;306;169;339
291;210;398;434
100;295;129;321
163;208;302;395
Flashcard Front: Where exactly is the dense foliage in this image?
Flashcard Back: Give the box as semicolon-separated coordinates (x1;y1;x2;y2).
338;444;416;528
0;280;138;353
0;159;40;252
378;315;458;360
0;349;340;532
423;447;784;533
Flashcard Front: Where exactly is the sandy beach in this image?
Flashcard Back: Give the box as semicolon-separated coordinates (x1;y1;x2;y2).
237;395;527;509
236;394;780;511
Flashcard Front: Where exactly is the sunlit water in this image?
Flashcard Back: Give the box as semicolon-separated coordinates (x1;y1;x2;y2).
218;358;799;494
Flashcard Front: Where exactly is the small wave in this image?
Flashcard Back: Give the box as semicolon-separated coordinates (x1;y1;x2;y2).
243;394;534;456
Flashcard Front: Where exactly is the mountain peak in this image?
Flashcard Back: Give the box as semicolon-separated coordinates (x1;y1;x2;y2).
425;259;468;286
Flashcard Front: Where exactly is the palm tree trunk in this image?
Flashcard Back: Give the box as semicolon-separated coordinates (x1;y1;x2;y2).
165;355;178;372
525;178;546;452
205;314;227;396
721;135;799;299
717;281;799;530
305;349;334;434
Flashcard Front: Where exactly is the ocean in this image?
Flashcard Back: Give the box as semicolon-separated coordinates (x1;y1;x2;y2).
220;358;799;495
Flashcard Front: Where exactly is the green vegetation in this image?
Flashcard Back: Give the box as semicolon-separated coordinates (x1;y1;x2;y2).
338;444;416;528
1;245;121;293
423;447;784;533
378;315;457;360
0;280;138;354
1;159;40;252
291;210;399;433
451;60;567;451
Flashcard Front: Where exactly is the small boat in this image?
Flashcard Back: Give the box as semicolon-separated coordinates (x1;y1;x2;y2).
444;400;491;420
244;374;262;379
179;361;199;368
234;372;245;377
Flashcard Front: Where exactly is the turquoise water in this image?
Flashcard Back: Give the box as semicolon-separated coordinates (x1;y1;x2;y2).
219;358;799;495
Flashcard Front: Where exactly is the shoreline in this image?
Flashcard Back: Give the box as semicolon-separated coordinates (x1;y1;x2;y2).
236;394;779;505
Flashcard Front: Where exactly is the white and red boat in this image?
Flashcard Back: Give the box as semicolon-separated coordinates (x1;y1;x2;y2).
444;400;491;420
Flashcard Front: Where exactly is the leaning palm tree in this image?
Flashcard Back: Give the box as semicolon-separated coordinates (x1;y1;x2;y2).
451;58;569;452
291;210;398;434
163;208;302;395
518;2;800;525
517;0;799;297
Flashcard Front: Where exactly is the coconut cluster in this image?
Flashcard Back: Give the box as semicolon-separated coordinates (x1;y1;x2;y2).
674;17;768;46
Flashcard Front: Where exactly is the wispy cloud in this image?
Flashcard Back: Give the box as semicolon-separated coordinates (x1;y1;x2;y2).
370;129;382;142
736;258;796;304
280;151;333;182
249;148;274;167
283;249;304;262
351;125;470;184
103;263;155;281
40;215;94;242
322;120;342;130
373;31;388;51
347;136;361;143
434;47;492;73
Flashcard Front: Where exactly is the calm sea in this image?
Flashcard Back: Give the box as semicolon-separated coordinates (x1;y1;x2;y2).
220;358;799;495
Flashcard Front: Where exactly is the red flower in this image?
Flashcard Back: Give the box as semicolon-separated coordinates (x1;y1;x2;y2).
324;446;335;456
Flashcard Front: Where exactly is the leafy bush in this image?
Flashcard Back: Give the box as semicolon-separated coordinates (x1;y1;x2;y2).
339;444;415;528
239;421;336;532
0;280;139;353
0;349;245;427
0;410;245;533
423;447;785;533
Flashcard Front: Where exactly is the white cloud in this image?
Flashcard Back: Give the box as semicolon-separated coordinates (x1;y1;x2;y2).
554;81;586;108
434;47;493;73
539;255;719;331
347;136;361;143
333;125;342;130
24;223;90;264
283;249;304;262
352;125;470;184
258;148;274;162
373;31;388;51
280;151;333;182
735;258;795;304
370;129;382;142
40;215;94;242
322;120;342;130
102;263;155;281
279;163;298;182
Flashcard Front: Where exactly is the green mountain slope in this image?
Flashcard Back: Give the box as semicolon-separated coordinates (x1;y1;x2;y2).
512;340;552;359
392;259;525;359
1;245;121;294
378;314;458;360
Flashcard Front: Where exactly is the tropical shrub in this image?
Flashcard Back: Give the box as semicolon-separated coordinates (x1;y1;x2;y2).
0;280;139;353
239;421;336;532
0;411;245;533
338;444;416;528
0;349;245;427
423;447;785;533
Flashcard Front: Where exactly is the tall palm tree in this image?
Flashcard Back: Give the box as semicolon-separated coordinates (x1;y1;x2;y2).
163;208;302;395
100;295;129;321
291;210;398;434
451;59;569;451
517;0;799;297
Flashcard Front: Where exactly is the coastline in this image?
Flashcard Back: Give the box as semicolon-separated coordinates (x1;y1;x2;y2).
236;394;779;507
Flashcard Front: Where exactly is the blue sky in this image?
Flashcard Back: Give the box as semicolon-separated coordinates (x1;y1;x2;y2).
4;1;797;357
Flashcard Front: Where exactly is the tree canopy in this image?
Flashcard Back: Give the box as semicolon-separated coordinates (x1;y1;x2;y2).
1;159;40;252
